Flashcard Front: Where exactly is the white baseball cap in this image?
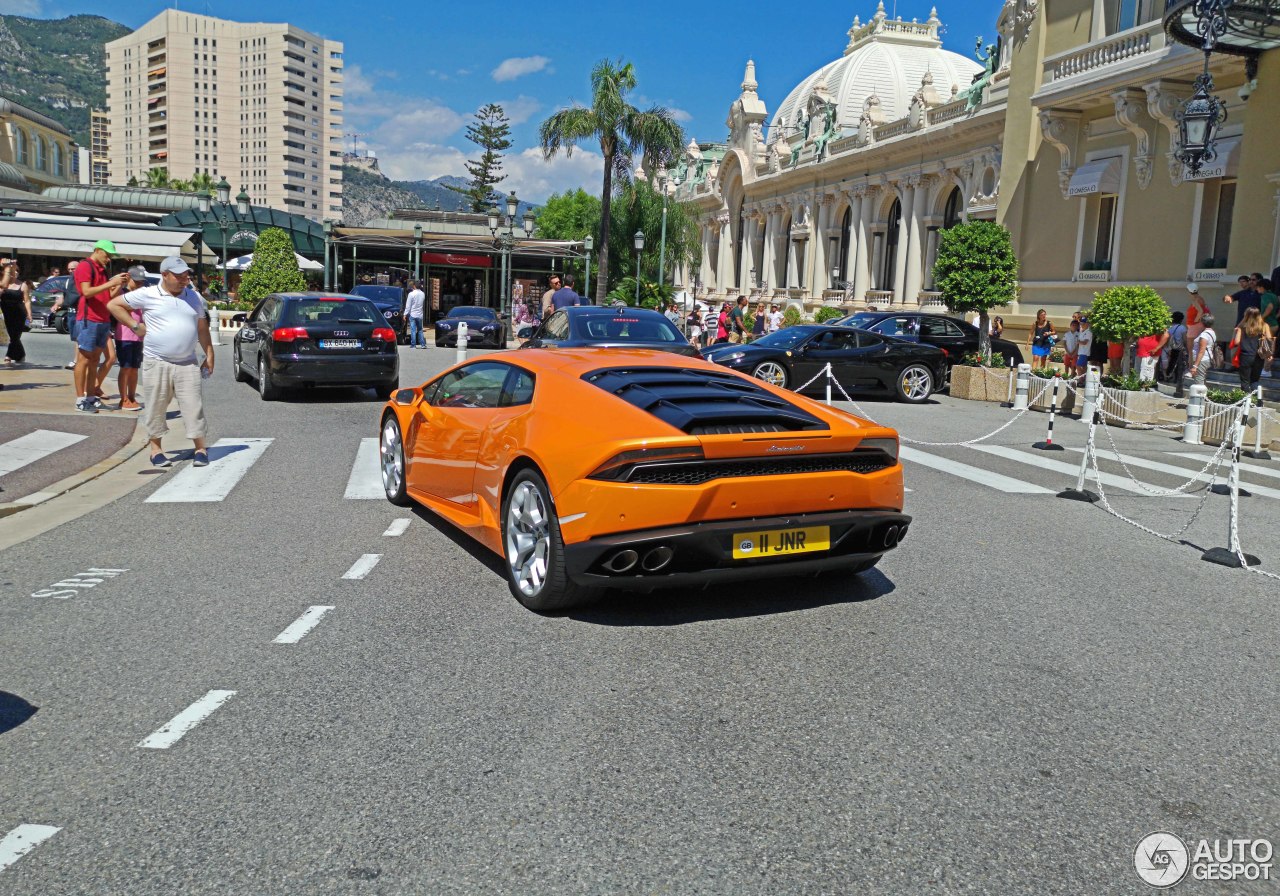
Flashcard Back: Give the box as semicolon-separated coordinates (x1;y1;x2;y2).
160;256;191;275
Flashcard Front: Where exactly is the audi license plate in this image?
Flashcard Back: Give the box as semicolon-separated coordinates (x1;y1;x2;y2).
732;525;830;560
319;339;361;349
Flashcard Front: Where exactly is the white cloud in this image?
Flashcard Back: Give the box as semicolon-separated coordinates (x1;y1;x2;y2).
668;107;693;122
502;147;603;204
493;95;543;126
375;142;469;183
372;105;467;146
491;55;551;82
0;0;43;12
343;64;375;100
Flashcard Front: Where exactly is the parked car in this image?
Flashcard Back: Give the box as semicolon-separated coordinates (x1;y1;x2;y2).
348;283;408;343
434;305;506;348
837;311;1024;373
31;275;74;331
521;306;699;357
701;324;946;403
231;292;399;401
378;348;909;610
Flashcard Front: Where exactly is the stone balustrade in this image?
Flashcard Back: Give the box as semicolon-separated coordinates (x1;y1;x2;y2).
929;99;971;124
1044;21;1166;83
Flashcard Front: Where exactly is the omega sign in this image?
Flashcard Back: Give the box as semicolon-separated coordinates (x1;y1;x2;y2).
229;230;259;245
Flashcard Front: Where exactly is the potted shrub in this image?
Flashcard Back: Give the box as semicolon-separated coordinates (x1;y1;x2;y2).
1087;285;1172;375
1029;367;1076;415
1201;387;1264;447
814;306;844;323
781;305;803;328
932;221;1019;363
1098;370;1165;427
949;351;1013;402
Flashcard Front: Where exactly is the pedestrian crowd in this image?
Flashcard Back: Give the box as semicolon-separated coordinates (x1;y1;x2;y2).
683;296;783;349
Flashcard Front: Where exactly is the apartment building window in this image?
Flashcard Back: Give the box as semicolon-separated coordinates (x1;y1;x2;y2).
1195;179;1236;269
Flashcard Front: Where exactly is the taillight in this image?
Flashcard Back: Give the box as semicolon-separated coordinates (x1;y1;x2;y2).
272;327;309;342
589;445;704;480
372;327;396;342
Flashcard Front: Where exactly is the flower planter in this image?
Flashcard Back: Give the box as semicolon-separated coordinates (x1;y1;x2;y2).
1201;399;1263;448
1029;376;1076;415
1098;386;1163;428
949;365;1013;402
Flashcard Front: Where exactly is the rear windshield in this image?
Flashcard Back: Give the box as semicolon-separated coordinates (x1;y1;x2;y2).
284;299;379;326
571;312;683;343
349;286;402;305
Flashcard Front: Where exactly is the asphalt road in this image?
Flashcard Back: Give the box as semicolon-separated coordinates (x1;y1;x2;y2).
1;331;1277;894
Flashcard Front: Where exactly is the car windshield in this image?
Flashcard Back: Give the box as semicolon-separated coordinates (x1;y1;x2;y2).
570;311;684;343
750;328;814;350
349;286;402;306
842;312;880;329
284;299;379;325
448;306;497;319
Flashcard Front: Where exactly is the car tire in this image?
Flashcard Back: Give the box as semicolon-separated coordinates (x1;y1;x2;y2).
232;355;248;383
379;414;411;507
751;361;789;389
374;380;397;401
55;314;68;335
895;364;934;403
258;355;280;401
501;468;600;612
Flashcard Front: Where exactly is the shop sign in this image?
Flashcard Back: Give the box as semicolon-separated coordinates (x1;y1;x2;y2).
422;252;492;268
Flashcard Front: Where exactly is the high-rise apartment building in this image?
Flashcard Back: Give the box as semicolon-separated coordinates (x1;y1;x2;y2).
105;10;344;221
90;109;110;185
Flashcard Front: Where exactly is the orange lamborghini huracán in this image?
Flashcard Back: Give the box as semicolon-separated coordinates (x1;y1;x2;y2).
378;348;910;611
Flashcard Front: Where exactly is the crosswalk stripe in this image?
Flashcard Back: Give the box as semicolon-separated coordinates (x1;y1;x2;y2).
969;445;1193;497
0;430;87;476
1169;451;1280;482
145;438;274;503
0;824;60;873
344;437;383;499
1067;446;1280;500
900;446;1055;494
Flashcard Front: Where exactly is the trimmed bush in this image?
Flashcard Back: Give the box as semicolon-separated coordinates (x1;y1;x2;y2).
933;221;1018;361
782;305;802;328
237;228;306;305
814;306;844;323
1088;285;1171;374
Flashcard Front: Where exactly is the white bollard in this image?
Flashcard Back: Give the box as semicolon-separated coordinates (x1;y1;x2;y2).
1012;363;1031;410
1080;365;1100;424
207;309;221;346
1183;384;1207;445
1203;391;1260;567
825;363;832;406
1245;384;1271;460
455;320;469;365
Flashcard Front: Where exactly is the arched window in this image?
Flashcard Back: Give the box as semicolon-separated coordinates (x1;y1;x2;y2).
33;135;46;171
837;207;852;284
15;129;28;166
882;200;902;289
943;187;963;229
52;142;65;177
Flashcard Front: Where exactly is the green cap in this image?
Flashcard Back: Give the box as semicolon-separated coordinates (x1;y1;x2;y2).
93;239;117;256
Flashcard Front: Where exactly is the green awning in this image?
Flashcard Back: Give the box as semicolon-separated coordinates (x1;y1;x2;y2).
157;205;325;258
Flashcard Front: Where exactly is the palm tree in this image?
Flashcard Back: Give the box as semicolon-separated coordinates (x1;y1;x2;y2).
144;167;172;189
539;59;684;303
188;171;218;197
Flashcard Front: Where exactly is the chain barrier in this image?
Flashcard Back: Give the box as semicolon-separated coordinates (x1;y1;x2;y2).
1095;414;1232;496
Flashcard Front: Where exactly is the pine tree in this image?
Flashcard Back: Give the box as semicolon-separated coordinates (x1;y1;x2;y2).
449;104;513;212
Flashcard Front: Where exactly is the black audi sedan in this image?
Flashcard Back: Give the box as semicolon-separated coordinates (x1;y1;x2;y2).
838;311;1024;371
231;293;399;401
701;324;946;403
434;305;506;348
522;305;699;357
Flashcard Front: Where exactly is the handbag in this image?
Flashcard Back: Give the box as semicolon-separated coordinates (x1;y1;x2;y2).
1259;336;1275;364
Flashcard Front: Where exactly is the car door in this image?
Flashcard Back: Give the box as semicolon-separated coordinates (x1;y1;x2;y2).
237;297;276;372
407;362;510;509
814;329;892;393
526;310;569;348
791;330;863;390
920;315;969;361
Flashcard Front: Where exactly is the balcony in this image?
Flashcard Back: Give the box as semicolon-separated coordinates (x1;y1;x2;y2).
1034;19;1200;107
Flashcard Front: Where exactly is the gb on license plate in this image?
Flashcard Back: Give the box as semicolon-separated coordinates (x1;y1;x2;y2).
319;339;360;348
732;525;830;560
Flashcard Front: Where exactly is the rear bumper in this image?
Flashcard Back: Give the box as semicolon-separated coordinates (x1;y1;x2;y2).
563;509;911;589
272;354;398;385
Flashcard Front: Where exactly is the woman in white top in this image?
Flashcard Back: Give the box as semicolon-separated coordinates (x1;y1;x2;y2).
1190;312;1217;386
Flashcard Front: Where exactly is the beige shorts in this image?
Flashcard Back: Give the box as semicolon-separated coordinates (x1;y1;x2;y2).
140;356;208;442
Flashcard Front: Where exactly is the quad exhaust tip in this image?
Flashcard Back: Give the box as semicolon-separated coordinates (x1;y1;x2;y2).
603;549;639;573
641;546;674;572
883;526;900;548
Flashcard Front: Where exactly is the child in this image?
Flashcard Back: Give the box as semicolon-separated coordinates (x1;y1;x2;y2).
1075;316;1094;378
1062;319;1080;378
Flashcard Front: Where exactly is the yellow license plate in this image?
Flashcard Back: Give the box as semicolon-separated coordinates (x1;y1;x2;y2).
732;525;830;560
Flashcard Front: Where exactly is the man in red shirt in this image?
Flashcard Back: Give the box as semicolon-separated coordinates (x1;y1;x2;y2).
72;239;129;413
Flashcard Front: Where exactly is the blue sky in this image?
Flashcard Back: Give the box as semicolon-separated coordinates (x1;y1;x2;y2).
4;0;1001;202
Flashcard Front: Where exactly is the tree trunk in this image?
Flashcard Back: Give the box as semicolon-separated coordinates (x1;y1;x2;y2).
1121;337;1133;375
978;310;991;362
595;150;614;304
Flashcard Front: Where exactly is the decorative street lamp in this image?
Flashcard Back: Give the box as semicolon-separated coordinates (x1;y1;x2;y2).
584;234;594;300
198;176;251;297
412;222;422;284
488;191;534;324
633;230;646;305
749;268;757;292
322;219;334;290
1176;68;1228;176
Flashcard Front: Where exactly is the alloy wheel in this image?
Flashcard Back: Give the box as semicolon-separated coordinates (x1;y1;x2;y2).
505;480;550;598
901;365;933;401
752;361;788;388
380;419;404;498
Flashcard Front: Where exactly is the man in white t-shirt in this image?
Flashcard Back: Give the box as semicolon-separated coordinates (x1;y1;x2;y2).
404;281;426;349
768;304;783;333
107;255;212;469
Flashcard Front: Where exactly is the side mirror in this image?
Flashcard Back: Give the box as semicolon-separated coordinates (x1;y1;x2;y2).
231;313;247;324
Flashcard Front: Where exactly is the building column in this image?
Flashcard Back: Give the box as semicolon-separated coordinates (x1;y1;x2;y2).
761;210;777;291
892;184;912;305
699;224;714;289
871;231;885;291
716;213;733;292
903;176;929;305
810;197;830;299
852;190;873;301
924;225;941;289
739;213;756;290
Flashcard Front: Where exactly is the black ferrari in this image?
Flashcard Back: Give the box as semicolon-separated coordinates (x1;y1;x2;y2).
434;305;507;348
701;325;946;403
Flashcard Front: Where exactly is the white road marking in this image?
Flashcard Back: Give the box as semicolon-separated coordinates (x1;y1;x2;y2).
145;438;273;503
899;446;1055;494
341;553;382;580
1067;447;1280;500
1169;451;1280;481
383;519;410;537
0;824;60;873
0;430;87;476
138;689;236;750
969;445;1193;497
273;605;335;644
344;438;383;499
